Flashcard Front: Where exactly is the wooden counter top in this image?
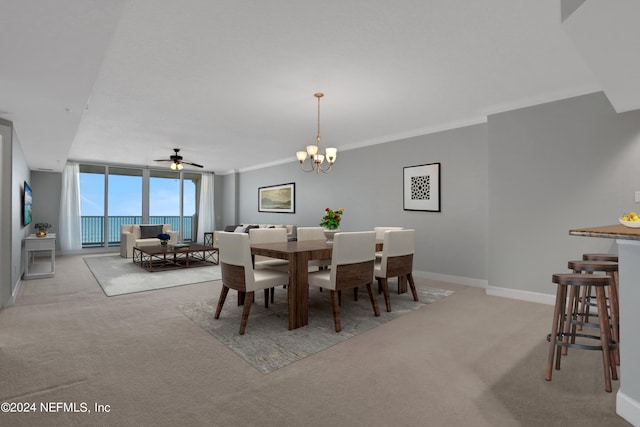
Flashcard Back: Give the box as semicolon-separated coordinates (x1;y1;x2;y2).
569;224;640;240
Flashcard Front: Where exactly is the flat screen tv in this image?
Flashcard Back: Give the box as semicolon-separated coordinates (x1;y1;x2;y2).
23;181;32;226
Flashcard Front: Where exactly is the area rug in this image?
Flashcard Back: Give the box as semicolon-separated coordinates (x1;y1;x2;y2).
177;286;453;374
84;255;221;297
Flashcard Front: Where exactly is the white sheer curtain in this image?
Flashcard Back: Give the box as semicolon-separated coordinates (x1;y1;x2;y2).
59;162;82;254
197;172;215;243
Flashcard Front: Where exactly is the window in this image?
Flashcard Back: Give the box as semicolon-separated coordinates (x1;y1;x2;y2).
108;167;143;244
149;170;199;242
79;165;105;247
78;164;202;247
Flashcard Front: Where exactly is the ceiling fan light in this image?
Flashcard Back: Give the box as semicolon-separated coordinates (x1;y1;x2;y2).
170;162;177;170
177;163;183;170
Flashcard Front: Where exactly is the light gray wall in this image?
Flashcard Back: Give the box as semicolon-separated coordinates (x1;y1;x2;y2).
237;123;489;282
0;120;11;307
10;126;30;298
31;171;62;251
488;91;640;295
217;172;239;229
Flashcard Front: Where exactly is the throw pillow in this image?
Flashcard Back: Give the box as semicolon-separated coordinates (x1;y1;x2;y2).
140;224;163;239
234;226;246;233
224;225;239;232
245;225;260;233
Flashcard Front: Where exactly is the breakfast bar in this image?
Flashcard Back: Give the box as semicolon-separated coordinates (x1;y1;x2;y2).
569;224;640;425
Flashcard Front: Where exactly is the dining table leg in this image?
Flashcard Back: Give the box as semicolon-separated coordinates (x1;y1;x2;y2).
288;252;310;329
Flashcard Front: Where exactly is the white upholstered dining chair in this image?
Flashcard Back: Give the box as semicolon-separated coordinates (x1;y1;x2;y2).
296;227;332;270
249;227;289;306
249;228;289;270
215;232;290;335
307;231;380;332
374;229;418;312
373;226;403;258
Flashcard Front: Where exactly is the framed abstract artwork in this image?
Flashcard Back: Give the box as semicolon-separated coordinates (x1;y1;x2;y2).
403;163;441;212
258;182;295;213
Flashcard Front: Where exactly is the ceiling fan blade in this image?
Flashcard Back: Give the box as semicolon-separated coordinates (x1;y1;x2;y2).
182;161;204;168
153;159;172;162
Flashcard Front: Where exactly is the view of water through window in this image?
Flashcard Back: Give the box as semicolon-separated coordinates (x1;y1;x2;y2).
79;165;197;247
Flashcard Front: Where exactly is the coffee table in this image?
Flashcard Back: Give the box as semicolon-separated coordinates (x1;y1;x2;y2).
133;243;219;272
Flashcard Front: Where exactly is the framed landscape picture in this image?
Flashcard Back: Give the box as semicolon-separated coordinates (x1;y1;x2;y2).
258;182;295;213
403;163;441;212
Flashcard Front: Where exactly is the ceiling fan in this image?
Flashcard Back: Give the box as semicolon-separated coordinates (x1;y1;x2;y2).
154;148;203;170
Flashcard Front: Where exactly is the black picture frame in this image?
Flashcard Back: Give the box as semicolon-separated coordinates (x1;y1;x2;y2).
23;181;33;226
258;182;295;213
403;163;441;212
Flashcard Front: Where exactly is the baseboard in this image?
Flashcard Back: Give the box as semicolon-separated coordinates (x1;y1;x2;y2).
486;286;555;305
403;270;556;306
617;391;640;426
9;278;23;306
413;270;488;288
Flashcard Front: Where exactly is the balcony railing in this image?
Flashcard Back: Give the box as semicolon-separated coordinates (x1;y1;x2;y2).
81;216;195;248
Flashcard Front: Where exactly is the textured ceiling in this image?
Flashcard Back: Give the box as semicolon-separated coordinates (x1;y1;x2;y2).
1;0;604;173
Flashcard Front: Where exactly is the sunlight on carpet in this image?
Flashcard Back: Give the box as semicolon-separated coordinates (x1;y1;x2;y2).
177;286;453;374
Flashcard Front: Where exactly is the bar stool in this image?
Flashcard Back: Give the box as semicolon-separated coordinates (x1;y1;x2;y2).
583;253;618;262
545;273;618;392
567;260;620;356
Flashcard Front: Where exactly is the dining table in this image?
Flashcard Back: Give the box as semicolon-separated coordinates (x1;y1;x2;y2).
569;224;640;424
249;239;385;330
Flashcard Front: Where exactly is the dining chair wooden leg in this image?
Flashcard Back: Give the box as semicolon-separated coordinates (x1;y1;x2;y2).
214;286;230;319
377;278;391;312
366;283;381;317
407;272;418;301
264;289;269;308
330;290;342;332
239;291;255;335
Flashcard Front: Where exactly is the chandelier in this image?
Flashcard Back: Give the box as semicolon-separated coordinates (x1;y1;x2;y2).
296;93;337;173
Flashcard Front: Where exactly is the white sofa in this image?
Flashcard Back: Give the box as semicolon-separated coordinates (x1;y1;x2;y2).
224;224;296;240
120;224;179;258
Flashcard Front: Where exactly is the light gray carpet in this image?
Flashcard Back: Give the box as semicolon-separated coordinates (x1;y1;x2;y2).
84;254;221;296
177;286;453;374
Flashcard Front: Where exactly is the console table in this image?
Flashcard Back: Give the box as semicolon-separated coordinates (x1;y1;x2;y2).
24;233;56;280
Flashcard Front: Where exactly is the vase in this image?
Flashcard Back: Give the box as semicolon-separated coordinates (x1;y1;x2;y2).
36;230;47;238
323;229;338;243
160;240;168;247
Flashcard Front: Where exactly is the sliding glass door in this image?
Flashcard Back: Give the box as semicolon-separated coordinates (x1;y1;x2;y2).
108;167;143;245
79;164;202;247
149;170;181;236
79;165;106;247
149;170;199;242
